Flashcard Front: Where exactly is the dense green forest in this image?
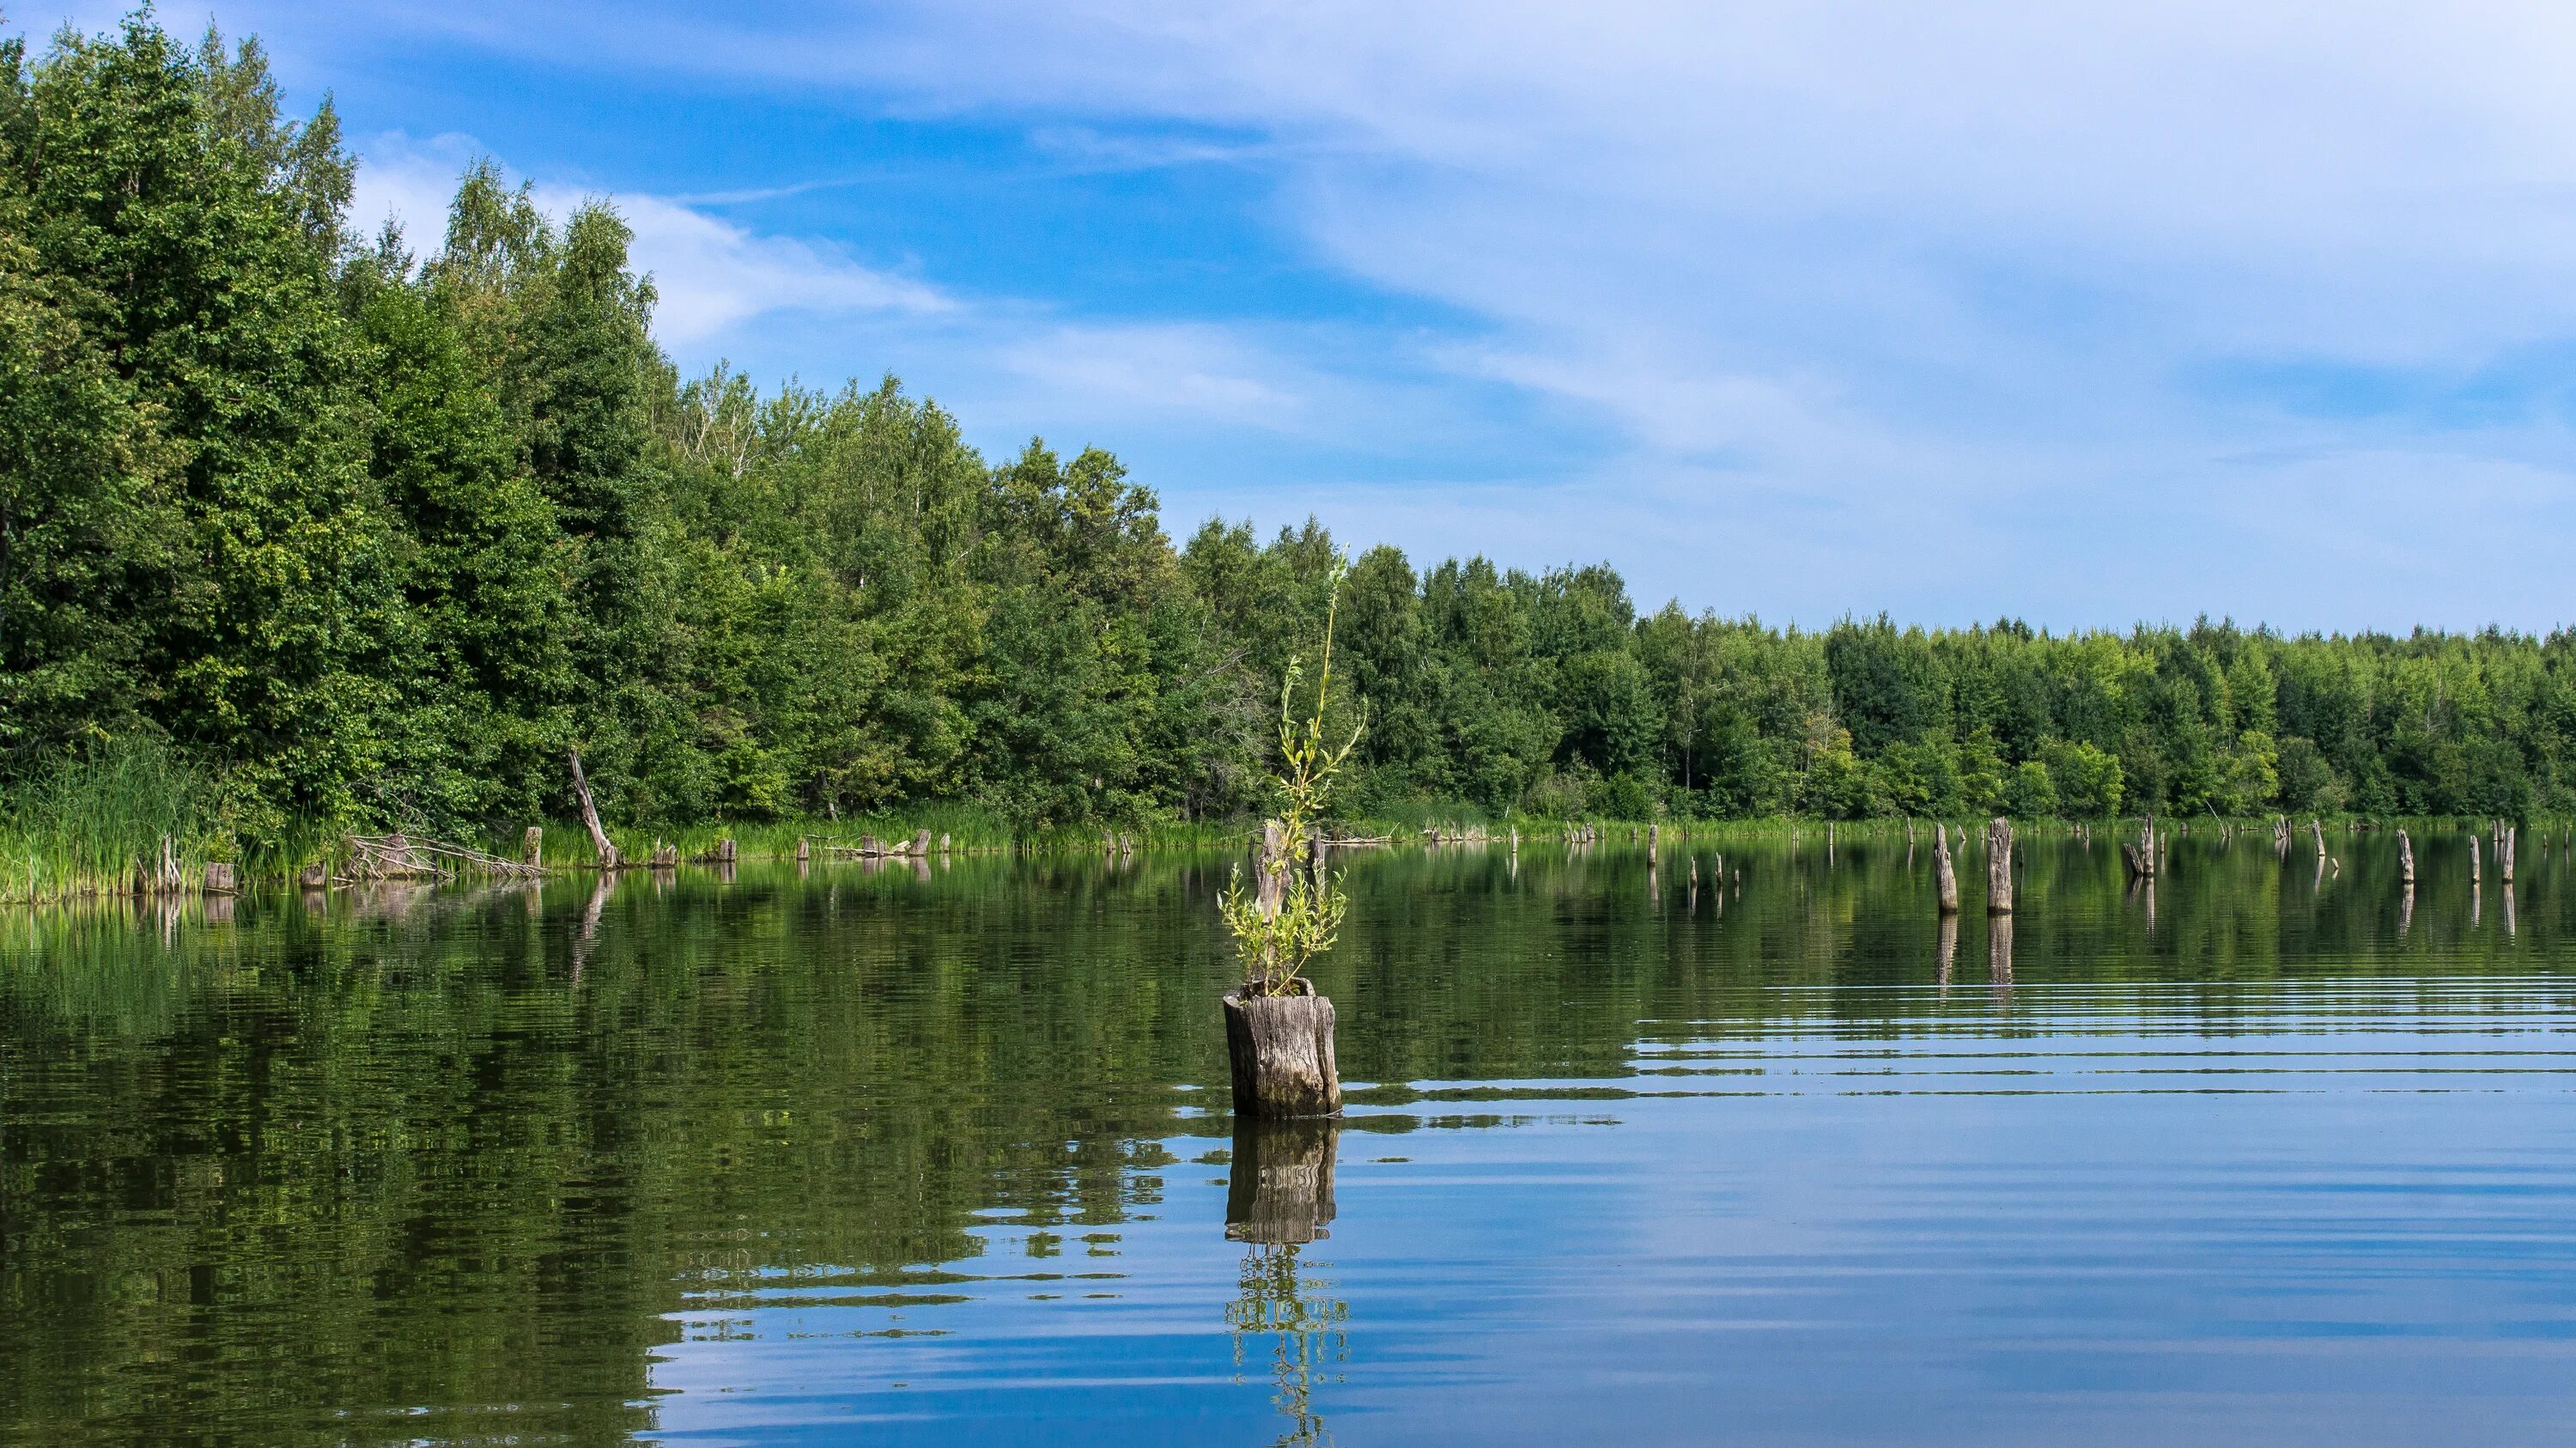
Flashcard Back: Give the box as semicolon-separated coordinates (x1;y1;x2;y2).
3;19;2573;867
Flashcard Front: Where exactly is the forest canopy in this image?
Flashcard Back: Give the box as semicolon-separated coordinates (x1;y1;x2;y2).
4;18;2573;850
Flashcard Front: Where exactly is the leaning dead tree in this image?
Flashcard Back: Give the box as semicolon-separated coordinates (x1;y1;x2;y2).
569;748;621;871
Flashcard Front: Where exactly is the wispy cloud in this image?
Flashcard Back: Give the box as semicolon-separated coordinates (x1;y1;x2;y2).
352;132;948;349
239;1;2576;625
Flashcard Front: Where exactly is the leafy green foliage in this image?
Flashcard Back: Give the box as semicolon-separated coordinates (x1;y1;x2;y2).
1219;563;1365;997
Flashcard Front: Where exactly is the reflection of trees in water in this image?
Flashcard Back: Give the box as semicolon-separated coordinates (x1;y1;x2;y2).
1228;1242;1346;1448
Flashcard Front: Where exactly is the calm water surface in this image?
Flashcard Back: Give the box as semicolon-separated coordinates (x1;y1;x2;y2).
6;830;2576;1445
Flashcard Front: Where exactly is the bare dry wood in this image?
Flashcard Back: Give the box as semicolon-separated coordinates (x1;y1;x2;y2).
1223;988;1342;1118
1985;817;2014;914
568;750;621;871
1933;823;1960;915
1256;818;1288;922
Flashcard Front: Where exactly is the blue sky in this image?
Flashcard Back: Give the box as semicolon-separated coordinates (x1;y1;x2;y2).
33;1;2576;630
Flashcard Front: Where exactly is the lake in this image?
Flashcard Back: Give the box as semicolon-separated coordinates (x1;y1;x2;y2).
5;827;2575;1445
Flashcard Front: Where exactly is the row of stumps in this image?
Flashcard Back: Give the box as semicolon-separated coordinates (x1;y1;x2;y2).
1928;817;2020;916
1223;815;2038;1122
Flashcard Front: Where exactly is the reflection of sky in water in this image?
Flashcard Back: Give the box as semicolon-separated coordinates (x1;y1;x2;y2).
650;982;2576;1446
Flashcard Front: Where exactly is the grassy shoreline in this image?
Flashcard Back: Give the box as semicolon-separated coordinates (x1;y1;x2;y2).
2;805;2561;906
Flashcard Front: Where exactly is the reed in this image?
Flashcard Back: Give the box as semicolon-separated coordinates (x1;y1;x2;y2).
0;738;216;903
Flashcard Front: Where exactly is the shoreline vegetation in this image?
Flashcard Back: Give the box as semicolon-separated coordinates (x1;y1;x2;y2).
8;21;2576;910
2;806;2564;907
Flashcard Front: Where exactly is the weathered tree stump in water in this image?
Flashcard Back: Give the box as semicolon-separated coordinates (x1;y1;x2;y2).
1932;823;1959;915
202;861;235;895
2398;829;2415;887
1223;988;1342;1118
1226;1116;1340;1244
523;826;543;867
2501;824;2516;884
2469;835;2480;885
1648;822;1659;865
1985;818;2014;913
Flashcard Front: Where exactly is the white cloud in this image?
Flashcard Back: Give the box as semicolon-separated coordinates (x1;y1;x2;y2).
350;132;947;350
299;3;2576;625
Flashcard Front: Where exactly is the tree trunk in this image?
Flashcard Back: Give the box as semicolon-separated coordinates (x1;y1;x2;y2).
1985;818;2014;913
1226;1117;1340;1244
2398;829;2415;886
1933;823;1959;914
523;825;544;867
568;750;620;871
202;861;235;895
1223;989;1342;1118
2502;825;2516;883
2469;835;2480;885
1256;819;1287;921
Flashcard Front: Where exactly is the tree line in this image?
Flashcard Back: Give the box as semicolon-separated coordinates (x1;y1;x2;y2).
4;19;2570;854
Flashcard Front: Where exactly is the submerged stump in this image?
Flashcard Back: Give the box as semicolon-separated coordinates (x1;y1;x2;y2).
1223;988;1342;1119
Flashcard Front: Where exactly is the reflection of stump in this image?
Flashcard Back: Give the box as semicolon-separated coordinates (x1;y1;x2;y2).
1989;912;2014;985
1224;989;1342;1118
1226;1117;1340;1244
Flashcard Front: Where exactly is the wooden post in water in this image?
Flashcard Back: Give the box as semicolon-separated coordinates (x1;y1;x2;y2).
2469;834;2480;885
1648;822;1660;865
2311;818;2325;858
794;837;811;863
2501;824;2516;884
523;826;544;867
202;861;235;895
2397;829;2415;887
1932;823;1960;915
1985;818;2014;914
